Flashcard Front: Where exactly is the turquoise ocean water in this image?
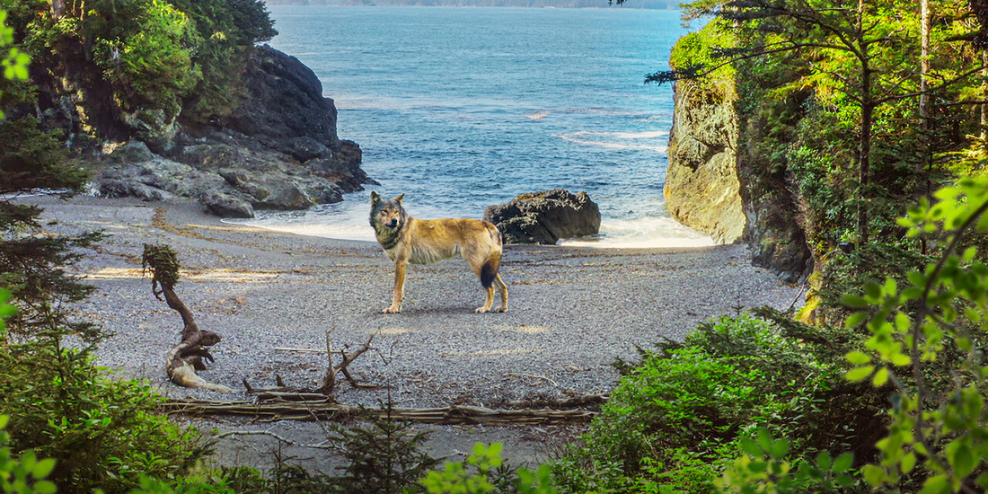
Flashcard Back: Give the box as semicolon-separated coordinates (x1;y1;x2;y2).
238;6;713;247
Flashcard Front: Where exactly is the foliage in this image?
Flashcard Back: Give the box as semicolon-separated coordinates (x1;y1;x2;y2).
721;176;988;493
168;0;276;121
418;443;557;494
552;315;872;493
0;117;83;193
326;400;440;494
846;176;988;492
0;43;208;493
0;6;29;120
717;428;855;494
666;19;736;100
92;0;201;116
0;415;57;494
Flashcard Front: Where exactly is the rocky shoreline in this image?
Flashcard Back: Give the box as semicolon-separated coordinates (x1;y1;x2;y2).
17;193;803;470
93;45;377;219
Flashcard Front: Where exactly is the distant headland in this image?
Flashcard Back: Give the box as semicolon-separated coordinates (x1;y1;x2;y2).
264;0;678;9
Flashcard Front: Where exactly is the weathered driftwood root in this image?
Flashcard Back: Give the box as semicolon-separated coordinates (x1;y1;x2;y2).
143;244;232;393
162;398;597;425
318;329;378;395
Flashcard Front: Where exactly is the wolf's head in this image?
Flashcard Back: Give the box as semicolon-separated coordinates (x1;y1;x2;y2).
370;192;407;233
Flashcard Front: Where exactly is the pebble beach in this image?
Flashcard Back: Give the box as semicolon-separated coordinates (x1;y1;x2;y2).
18;193;804;471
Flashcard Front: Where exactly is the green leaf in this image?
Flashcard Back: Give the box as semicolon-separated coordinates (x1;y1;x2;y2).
872;367;889;387
816;451;832;470
32;459;55;479
841;295;869;309
748;461;768;474
757;428;773;453
919;474;950;494
907;271;927;289
901;452;916;473
947;438;976;479
862;464;885;486
832;453;853;473
864;281;883;300
34;481;56;494
846;351;872;365
770;438;789;459
891;353;911;366
741;437;762;457
844;311;868;329
846;366;874;382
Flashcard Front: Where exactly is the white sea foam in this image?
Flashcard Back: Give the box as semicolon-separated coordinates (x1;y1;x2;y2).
526;110;551;121
559;216;715;249
556;130;668;153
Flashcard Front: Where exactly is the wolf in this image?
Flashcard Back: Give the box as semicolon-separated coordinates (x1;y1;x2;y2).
369;191;508;314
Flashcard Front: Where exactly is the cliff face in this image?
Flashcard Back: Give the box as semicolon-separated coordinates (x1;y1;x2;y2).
664;79;745;244
666;75;812;282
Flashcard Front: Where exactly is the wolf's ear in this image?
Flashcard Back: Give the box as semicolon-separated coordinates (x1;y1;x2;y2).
394;194;405;205
371;191;380;204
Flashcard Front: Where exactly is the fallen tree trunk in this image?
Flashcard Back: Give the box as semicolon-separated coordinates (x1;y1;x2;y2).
161;398;597;425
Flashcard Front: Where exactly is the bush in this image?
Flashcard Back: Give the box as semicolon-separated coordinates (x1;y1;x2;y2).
93;0;202;116
552;315;868;493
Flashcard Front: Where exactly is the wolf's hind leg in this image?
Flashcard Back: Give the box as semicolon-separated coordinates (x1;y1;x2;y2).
475;284;495;313
493;274;508;313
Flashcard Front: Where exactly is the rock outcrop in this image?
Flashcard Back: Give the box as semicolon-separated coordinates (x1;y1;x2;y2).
664;79;745;244
665;60;812;282
93;45;375;218
484;189;601;245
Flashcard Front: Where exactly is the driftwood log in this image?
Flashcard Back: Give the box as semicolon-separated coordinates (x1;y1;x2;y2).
143;244;232;393
162;397;599;425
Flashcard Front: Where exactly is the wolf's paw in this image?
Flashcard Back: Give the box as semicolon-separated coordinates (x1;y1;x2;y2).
475;306;490;313
383;307;401;314
494;306;507;313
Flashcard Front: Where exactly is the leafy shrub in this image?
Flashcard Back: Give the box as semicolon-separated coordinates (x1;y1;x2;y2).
418;442;557;494
552;315;868;493
93;0;201;116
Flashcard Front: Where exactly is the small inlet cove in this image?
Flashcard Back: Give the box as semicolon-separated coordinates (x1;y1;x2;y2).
230;6;714;248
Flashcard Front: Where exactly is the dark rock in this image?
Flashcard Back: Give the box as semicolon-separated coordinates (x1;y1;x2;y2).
202;192;255;218
98;180;165;202
484;189;601;245
226;45;340;152
287;137;334;162
121;107;179;153
250;177;313;210
108;141;155;164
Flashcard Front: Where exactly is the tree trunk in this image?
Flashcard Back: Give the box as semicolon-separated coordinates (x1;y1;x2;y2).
919;0;930;132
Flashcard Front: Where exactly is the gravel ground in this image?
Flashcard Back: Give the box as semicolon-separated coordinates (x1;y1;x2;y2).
18;194;804;472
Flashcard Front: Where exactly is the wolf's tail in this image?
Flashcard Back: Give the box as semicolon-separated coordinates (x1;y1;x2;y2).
481;225;503;288
480;251;502;288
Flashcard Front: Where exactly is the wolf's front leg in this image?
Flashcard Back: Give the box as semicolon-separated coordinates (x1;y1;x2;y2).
385;261;407;313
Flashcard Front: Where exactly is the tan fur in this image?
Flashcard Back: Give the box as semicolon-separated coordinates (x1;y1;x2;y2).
371;192;508;313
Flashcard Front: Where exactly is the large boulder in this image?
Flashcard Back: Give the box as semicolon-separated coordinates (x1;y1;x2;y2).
484;189;601;245
225;44;341;151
